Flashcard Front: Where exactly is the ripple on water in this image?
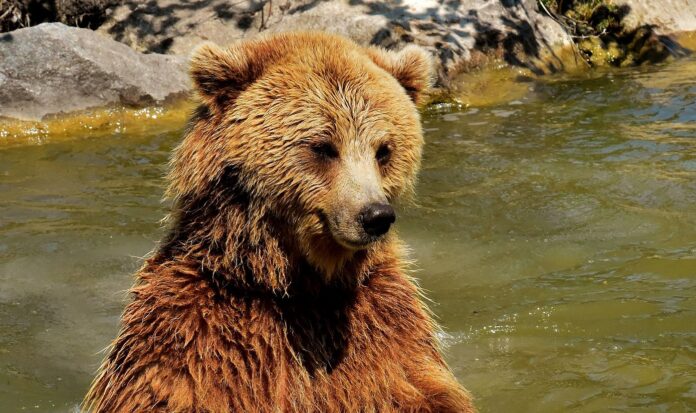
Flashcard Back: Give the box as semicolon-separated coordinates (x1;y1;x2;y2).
408;59;696;412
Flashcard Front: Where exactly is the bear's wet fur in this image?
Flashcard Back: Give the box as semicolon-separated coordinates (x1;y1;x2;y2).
84;32;474;413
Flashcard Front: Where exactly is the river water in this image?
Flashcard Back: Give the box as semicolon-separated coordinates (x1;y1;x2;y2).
1;58;695;412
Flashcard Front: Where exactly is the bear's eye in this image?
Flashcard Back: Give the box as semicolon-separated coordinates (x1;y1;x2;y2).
376;143;392;165
311;141;339;160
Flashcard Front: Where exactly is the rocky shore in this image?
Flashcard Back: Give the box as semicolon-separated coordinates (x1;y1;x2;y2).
1;0;695;121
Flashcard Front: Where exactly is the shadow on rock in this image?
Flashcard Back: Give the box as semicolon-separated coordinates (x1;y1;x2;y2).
350;0;576;85
0;0;117;32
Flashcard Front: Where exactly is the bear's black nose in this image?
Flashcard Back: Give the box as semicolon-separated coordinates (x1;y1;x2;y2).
360;203;396;237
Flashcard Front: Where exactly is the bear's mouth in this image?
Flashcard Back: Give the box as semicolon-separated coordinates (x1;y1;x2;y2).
333;235;374;250
315;210;376;251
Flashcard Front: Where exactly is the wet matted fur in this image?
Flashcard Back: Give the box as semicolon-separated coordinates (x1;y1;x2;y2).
84;32;474;413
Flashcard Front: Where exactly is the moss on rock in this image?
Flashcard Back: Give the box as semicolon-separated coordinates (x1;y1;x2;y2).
539;0;692;67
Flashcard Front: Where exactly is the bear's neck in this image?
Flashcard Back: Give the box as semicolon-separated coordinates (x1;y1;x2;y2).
156;196;380;296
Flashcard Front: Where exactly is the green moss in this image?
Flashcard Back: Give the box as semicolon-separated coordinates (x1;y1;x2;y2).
538;0;680;67
539;0;623;37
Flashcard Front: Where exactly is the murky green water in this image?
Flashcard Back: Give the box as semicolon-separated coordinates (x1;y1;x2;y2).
1;58;695;412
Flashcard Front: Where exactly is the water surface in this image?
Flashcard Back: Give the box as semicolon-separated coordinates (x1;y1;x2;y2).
1;59;695;412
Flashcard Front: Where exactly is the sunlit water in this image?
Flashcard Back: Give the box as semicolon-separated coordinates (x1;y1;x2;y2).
1;58;695;412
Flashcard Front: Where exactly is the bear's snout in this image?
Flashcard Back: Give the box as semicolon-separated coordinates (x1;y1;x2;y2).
359;203;396;237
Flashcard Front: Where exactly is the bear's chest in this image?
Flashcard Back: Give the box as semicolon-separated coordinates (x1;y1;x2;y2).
200;285;427;412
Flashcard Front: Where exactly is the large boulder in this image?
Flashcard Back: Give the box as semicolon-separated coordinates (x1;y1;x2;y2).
97;0;576;85
0;22;189;121
267;0;576;81
0;1;579;121
95;0;393;55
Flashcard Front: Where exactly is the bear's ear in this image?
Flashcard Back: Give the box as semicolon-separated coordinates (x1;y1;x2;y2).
189;40;275;111
367;45;434;105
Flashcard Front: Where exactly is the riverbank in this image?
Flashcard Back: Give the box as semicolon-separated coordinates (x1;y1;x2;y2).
1;0;695;136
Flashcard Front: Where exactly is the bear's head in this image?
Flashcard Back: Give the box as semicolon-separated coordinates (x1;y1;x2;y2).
168;32;432;282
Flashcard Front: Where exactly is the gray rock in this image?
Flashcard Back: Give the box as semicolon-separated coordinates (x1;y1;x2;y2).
96;0;256;55
0;22;190;121
96;0;392;55
614;0;696;34
265;0;575;81
331;0;575;81
97;0;575;85
264;2;390;48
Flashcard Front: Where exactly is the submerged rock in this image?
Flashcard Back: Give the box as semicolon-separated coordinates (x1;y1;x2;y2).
0;22;189;121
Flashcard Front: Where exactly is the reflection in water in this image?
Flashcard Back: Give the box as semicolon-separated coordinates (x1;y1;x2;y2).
1;59;695;412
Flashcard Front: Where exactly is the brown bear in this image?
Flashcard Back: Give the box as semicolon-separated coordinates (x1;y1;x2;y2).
84;32;474;413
